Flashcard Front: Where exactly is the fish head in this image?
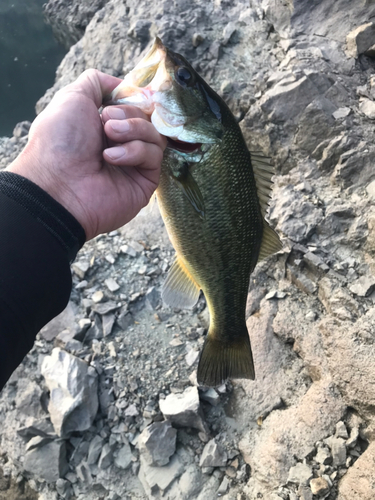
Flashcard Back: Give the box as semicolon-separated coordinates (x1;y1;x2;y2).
106;37;224;151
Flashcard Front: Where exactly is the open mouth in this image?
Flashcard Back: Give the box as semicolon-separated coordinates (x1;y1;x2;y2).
167;138;202;153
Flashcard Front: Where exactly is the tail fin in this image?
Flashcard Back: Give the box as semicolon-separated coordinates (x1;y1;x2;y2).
197;328;255;387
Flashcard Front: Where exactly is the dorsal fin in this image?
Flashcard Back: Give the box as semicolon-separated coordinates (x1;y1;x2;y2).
250;151;283;259
251;151;276;219
162;256;201;309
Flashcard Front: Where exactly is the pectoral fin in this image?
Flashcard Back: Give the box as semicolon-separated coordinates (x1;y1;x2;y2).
162;257;201;309
171;162;205;219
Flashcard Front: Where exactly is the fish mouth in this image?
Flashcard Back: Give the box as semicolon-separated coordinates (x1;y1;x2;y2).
167;138;202;154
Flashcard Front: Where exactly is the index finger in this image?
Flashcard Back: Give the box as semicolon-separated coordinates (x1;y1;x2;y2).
63;69;124;109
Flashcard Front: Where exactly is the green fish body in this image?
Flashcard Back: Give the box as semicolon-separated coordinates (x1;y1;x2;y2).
107;38;282;386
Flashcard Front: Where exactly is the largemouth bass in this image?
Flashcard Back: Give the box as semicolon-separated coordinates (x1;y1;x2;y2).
107;38;282;387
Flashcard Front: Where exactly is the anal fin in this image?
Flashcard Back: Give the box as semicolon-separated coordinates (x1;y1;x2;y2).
258;220;282;261
162;257;200;309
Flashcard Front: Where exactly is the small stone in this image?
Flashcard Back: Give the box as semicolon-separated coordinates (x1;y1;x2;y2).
72;261;90;279
220;80;232;93
102;313;116;337
159;386;208;433
346;426;359;448
98;443;113;469
138;453;184;495
315;446;332;465
287;462;313;486
75;280;88;289
105;278;120;292
92;300;121;315
41;348;98;437
346;22;375;57
121;244;137;257
310;477;330;496
360;98;375;119
349;275;375;297
298;486;313;500
332;107;351;120
217;476;229;494
222;22;237;45
185;349;199;367
266;290;287;300
92;291;104;303
139;421;177;466
87;435;104;465
114;441;132;470
76;461;92;484
366;179;375;200
192;33;205;47
169;338;184;347
335;421;349;439
145;286;160;310
326;437;347;466
105;253;116;264
200;388;220;406
125;404;139;417
199;439;227;467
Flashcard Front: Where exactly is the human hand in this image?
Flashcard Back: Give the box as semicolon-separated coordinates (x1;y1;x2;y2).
8;69;167;240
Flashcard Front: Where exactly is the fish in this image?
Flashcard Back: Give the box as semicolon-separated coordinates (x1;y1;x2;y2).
106;37;282;387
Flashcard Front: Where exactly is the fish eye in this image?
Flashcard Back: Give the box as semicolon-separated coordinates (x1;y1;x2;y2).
175;67;193;87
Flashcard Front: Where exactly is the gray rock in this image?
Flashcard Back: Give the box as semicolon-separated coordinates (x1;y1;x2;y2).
145;286;160;310
85;314;103;341
200;388;220;406
159;386;208;433
335;421;349;439
23;438;69;483
298;486;313;500
315;446;332;465
76;461;92;484
87;435;104;465
138;453;184;496
91;300;121;315
102;312;116;337
217;476;229;494
41;348;98;437
349;275;375;297
360;99;375;120
117;310;133;330
15;380;43;418
127;19;151;44
105;278;120;292
325;436;347;466
98;443;114;469
199;439;227;468
310;477;330;496
71;260;90;279
139;421;177;466
121;244;137;257
332;107;351;120
287;463;313;486
114;441;133;469
346;22;375;57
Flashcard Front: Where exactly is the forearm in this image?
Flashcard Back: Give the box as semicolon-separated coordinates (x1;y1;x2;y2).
0;171;85;389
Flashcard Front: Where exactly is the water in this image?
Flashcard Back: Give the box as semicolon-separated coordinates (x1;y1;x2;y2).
0;0;67;137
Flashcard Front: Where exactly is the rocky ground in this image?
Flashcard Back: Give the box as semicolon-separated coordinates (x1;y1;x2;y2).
1;0;375;499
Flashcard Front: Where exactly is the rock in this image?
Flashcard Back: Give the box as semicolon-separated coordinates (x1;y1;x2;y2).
23;438;69;483
91;300;120;315
338;442;375;499
217;476;229;494
325;436;347;466
366;179;375;200
13;120;31;138
98;443;113;470
105;278;120;292
114;441;133;470
298;487;313;500
76;461;92;484
85;313;103;341
138;453;184;497
40;301;77;341
72;260;90;279
192;33;204;47
145;286;160;310
159;386;208;433
121;244;137;257
92;290;104;303
348;275;375;297
335;421;349;439
87;435;104;465
346;23;375;58
315;446;332;465
127;19;151;44
102;312;116;337
139;421;177;466
178;464;204;498
41;348;98;437
199;439;227;467
185;349;199;366
220;80;232;93
310;477;330;496
200;388;220;406
222;22;237;45
125;404;139;417
333;107;351;120
15;380;43;418
359;99;375;119
287;463;313;486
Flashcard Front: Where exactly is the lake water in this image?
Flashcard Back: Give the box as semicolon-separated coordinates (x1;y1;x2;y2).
0;0;67;137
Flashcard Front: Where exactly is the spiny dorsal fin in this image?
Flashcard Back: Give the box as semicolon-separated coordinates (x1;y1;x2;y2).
259;220;282;261
251;151;275;219
162;257;201;309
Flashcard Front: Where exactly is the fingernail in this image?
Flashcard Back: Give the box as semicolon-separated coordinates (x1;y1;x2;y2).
110;120;130;133
106;107;126;119
105;146;126;160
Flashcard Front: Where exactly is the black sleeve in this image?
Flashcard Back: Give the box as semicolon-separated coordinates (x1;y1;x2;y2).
0;171;86;390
